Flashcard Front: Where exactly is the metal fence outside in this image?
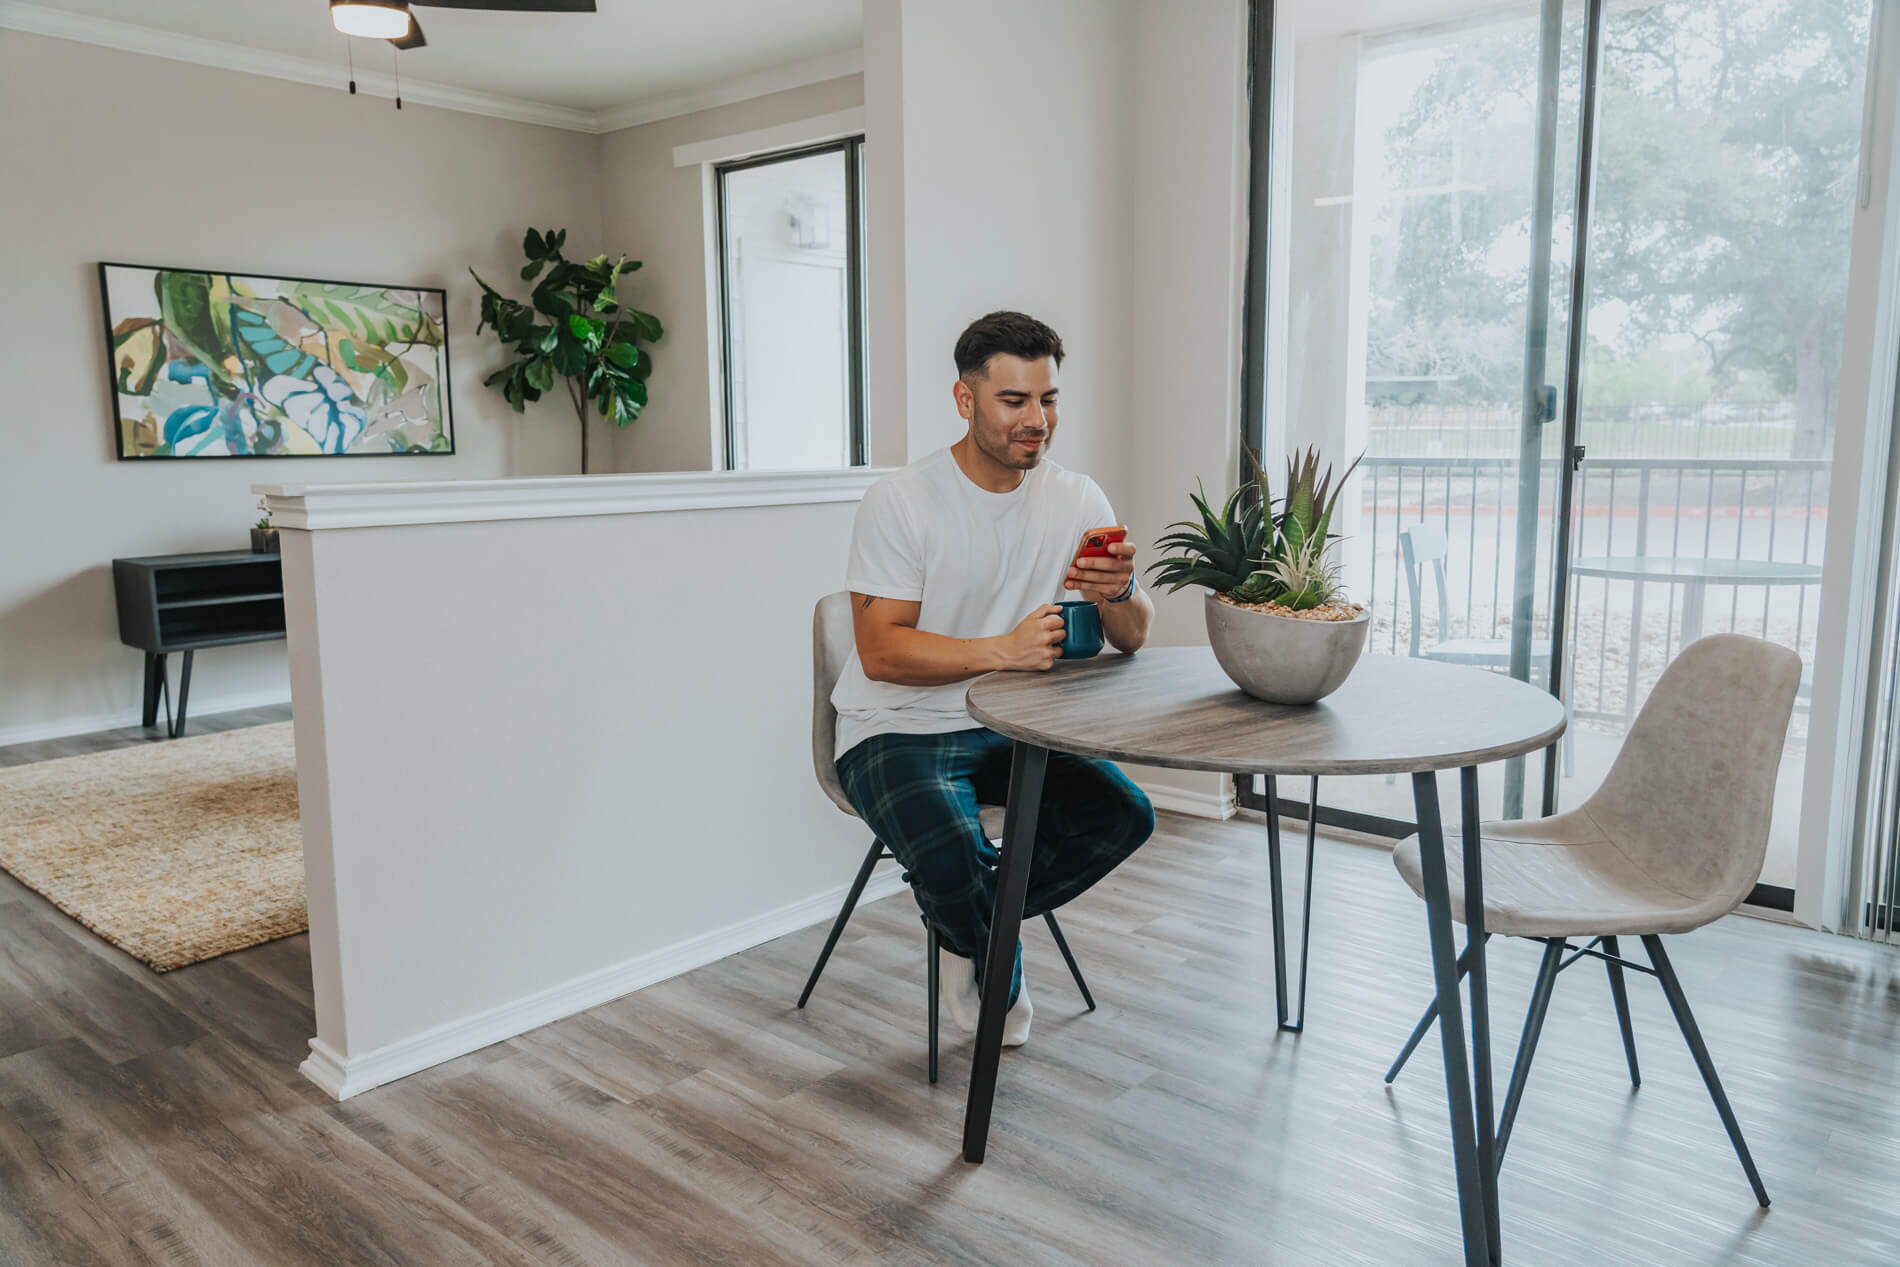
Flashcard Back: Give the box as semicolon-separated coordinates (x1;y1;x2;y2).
1355;454;1828;737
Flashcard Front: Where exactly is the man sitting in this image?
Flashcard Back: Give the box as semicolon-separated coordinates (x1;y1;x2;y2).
832;310;1156;1047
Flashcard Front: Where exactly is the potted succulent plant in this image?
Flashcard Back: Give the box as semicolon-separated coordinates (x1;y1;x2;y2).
1149;448;1368;704
251;498;279;554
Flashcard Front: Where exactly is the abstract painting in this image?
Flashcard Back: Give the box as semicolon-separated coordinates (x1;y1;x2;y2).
99;263;453;460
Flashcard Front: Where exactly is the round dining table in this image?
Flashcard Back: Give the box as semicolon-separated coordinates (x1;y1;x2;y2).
963;647;1566;1267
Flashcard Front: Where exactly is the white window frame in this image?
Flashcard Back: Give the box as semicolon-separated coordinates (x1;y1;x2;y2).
676;109;867;471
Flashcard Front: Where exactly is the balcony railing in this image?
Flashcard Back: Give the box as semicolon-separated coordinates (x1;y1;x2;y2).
1354;454;1827;737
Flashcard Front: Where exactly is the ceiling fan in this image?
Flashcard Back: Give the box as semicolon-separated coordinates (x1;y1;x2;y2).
329;0;596;52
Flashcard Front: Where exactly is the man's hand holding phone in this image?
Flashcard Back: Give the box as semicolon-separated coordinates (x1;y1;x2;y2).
1065;525;1136;603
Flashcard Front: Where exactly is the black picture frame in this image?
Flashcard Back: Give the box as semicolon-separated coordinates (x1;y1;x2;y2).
98;260;456;461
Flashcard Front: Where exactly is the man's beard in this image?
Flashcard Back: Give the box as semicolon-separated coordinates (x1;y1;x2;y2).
971;404;1047;470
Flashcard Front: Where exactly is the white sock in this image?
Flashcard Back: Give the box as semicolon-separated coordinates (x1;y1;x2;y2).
1002;975;1032;1048
939;946;981;1033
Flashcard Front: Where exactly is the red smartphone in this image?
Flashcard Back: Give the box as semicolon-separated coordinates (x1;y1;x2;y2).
1077;526;1128;559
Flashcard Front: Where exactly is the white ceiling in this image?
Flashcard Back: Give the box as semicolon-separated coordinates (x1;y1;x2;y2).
12;0;863;114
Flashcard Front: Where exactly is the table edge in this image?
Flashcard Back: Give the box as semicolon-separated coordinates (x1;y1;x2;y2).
964;693;1569;777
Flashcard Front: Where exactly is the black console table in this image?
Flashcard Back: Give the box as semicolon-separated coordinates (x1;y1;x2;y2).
112;550;286;738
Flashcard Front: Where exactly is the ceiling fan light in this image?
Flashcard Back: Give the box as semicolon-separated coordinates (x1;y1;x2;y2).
331;1;411;40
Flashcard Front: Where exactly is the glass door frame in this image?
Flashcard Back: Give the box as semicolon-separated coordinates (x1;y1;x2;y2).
1798;0;1900;932
1239;0;1598;834
1241;0;1900;924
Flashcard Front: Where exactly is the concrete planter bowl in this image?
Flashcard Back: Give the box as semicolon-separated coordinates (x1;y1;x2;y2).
1204;591;1370;705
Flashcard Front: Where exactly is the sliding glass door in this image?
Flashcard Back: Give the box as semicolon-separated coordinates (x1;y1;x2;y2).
1557;0;1869;899
1262;0;1876;906
1270;0;1588;826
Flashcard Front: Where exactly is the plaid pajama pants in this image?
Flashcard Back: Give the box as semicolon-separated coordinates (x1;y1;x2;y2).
835;727;1155;1006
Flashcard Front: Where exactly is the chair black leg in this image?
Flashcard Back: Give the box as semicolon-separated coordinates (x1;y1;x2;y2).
1642;935;1769;1207
1384;935;1490;1084
926;919;939;1084
1386;996;1442;1085
1495;937;1566;1167
1042;912;1096;1011
1601;934;1641;1088
798;837;886;1008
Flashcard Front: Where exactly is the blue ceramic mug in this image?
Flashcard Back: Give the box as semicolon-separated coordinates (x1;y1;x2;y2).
1058;599;1105;659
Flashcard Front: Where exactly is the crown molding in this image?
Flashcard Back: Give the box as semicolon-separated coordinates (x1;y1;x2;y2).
594;46;864;134
0;0;598;131
0;2;862;136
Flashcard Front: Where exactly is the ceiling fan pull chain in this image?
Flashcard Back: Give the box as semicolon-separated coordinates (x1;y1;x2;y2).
392;45;402;110
347;37;356;95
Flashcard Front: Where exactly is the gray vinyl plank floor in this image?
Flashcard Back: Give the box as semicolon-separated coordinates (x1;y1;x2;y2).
1;709;1898;1264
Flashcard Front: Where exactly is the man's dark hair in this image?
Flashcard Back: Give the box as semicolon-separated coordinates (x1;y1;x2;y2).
953;311;1065;378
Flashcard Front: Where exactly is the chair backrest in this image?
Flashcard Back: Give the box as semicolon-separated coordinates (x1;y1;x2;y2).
811;592;859;816
1581;634;1802;910
1399;523;1454;657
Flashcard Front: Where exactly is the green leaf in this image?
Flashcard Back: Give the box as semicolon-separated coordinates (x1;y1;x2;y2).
520;258;546;282
628;309;664;342
550;338;587;377
157;270;235;392
602;341;639;369
532;284;574;320
568;313;603;347
281;282;431;350
525;357;555;392
525;227;547;260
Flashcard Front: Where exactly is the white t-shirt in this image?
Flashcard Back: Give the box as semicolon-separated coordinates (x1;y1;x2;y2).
832;447;1117;759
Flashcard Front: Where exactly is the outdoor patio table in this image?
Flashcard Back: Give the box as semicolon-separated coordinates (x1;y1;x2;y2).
1569;556;1822;643
961;648;1566;1267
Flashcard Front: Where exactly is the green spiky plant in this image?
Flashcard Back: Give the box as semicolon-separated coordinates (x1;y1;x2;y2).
1148;447;1363;612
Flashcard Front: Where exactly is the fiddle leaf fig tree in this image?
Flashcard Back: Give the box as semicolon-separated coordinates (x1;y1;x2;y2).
471;227;663;474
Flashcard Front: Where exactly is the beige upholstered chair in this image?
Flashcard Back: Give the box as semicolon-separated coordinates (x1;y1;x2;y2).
1386;633;1801;1208
800;592;1095;1082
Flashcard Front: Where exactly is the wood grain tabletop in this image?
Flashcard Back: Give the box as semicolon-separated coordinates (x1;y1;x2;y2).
966;646;1566;776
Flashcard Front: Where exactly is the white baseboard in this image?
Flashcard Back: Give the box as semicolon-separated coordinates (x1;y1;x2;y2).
300;864;910;1101
0;689;293;748
1136;777;1237;820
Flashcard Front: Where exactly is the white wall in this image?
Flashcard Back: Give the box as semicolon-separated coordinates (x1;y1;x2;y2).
866;0;1136;506
268;476;884;1093
1115;0;1254;807
863;0;1251;810
0;30;603;743
596;75;866;475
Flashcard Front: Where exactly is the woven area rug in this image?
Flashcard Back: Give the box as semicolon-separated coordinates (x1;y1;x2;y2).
0;723;303;971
